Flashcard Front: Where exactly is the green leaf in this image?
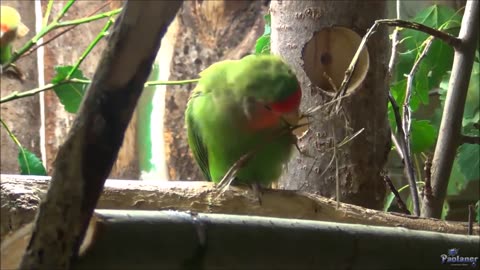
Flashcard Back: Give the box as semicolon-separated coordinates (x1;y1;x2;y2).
52;65;88;113
18;147;47;176
447;159;466;196
384;192;396;212
457;143;480;182
263;13;271;35
391;79;422;112
441;201;450;220
463;62;479;128
254;14;272;55
410;119;437;153
388;79;422;134
255;13;272;54
255;35;271;55
394;5;462;107
438;62;480;133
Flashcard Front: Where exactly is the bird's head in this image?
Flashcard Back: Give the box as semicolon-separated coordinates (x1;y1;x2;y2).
234;55;303;129
1;6;29;47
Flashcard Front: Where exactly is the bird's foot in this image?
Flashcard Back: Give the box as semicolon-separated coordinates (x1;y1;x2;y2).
1;64;25;82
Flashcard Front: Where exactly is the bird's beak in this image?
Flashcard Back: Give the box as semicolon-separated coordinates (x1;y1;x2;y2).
282;110;301;126
282;110;309;137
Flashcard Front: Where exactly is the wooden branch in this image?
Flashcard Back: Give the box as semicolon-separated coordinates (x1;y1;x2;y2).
17;2;183;269
422;0;479;218
382;172;410;215
460;134;480;145
402;37;434;216
1;175;477;239
2;210;479;270
376;19;461;48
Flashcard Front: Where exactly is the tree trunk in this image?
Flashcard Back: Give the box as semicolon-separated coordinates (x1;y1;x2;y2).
0;1;41;174
163;0;267;180
271;1;390;209
17;2;182;268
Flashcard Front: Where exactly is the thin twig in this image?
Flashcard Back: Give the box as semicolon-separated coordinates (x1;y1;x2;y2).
388;93;406;157
402;37;434;216
460;134;480;145
67;17;114;79
2;0;76;68
387;0;401;79
322;72;338;92
391;134;404;160
333;18;461;113
378;19;461;47
0;79;87;104
43;0;55;28
215;152;253;197
21;3;114;60
468;204;474;235
331;126;340;208
336;128;364;148
0;118;32;174
387;0;404;162
382;172;410;215
423;155;432;197
0;79;199;104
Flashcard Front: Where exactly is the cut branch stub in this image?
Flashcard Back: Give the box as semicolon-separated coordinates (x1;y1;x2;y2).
303;26;369;94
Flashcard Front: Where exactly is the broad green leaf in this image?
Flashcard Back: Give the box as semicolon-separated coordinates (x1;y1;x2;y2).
457;143;480;182
441;201;450;220
52;65;88;113
447;160;464;196
263;14;271;35
18;147;47;176
255;14;272;55
383;183;423;213
390;79;421;112
414;64;430;105
410;119;437;153
463;62;479;128
394;5;462;107
388;79;421;134
438;62;480;132
255;35;270;55
383;191;396;212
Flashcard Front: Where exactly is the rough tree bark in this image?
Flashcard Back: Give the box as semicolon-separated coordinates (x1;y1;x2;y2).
163;0;268;180
0;1;41;174
17;2;182;269
271;1;391;209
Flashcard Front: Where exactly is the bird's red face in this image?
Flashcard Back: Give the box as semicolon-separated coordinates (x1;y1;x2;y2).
0;24;10;39
269;87;302;115
247;86;302;130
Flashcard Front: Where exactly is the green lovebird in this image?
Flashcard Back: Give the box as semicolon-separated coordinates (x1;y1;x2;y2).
0;5;29;65
185;54;302;187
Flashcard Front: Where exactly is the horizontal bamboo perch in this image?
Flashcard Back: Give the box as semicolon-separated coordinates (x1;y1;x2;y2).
2;210;479;270
0;174;477;240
